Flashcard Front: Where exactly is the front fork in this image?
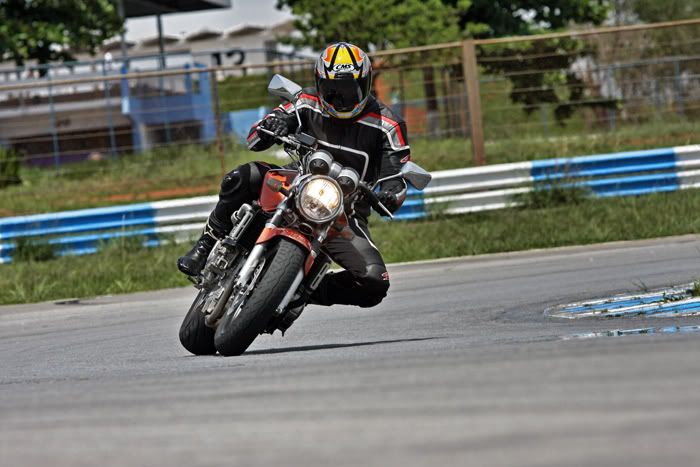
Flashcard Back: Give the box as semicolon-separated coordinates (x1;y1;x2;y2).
232;199;291;290
256;199;334;317
225;198;333;328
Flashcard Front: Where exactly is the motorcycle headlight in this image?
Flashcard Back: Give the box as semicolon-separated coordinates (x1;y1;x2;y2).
296;176;343;223
336;167;359;195
307;150;333;175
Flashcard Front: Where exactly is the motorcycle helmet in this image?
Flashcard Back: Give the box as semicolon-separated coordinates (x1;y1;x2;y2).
315;42;372;119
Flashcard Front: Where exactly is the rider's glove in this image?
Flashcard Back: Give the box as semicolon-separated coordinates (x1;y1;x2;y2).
375;179;407;216
376;190;400;214
259;115;290;138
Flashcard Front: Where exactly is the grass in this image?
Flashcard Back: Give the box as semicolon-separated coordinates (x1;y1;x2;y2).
514;184;590;209
424;118;700;171
692;280;700;297
3;188;700;305
13;237;56;262
0;139;255;216
370;188;700;263
0;114;697;216
0;239;189;305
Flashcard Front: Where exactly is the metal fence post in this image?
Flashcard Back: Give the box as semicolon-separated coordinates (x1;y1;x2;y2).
102;61;118;158
674;59;685;117
461;40;486;166
46;73;61;170
540;105;549;137
210;69;226;178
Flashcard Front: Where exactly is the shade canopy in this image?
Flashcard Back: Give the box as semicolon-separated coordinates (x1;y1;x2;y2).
122;0;231;18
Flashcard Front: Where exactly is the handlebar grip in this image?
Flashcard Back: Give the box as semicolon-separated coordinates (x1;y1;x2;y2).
257;126;291;145
359;185;394;218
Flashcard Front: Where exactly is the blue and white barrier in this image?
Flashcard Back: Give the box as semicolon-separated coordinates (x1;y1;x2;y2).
415;144;700;216
1;144;699;263
0;196;216;264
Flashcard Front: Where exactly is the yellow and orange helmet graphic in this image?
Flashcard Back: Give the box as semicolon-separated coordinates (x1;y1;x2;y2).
316;42;371;80
315;42;372;119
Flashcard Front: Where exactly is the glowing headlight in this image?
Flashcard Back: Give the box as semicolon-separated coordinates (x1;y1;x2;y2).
296;176;343;223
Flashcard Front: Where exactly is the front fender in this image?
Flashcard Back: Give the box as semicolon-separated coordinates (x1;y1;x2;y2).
256;227;316;273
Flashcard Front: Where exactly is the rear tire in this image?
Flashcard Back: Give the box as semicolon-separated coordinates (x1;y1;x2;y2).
179;290;216;355
214;239;306;356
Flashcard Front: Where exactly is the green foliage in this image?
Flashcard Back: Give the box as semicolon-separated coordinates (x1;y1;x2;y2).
1;117;697;216
5;188;700;304
609;1;700;66
478;38;619;125
13;237;55;262
372;188;700;263
450;0;609;39
613;0;700;23
98;235;149;255
0;240;188;304
276;0;610;122
0;0;123;69
0;146;21;189
218;74;275;111
461;0;610;125
516;184;591;209
692;280;700;297
0;139;259;215
216;70;316;112
278;0;609;49
276;0;465;50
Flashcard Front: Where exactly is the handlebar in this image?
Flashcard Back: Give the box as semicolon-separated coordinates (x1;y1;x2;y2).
358;184;394;219
257;126;300;148
259;126;393;219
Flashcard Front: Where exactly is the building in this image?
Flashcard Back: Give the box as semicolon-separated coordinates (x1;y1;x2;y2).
0;19;302;166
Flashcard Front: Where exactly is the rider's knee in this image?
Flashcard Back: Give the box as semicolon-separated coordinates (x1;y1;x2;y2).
357;264;390;308
220;165;246;196
220;162;262;198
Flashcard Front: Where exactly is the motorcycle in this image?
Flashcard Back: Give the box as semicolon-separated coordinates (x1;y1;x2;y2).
178;74;432;356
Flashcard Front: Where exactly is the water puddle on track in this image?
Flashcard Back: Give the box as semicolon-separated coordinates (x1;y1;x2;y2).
563;325;700;340
545;284;700;319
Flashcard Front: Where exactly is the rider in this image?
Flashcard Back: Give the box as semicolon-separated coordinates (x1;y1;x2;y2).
177;42;410;309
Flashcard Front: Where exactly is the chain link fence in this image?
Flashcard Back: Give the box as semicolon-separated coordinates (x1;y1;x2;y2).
1;19;700;215
476;19;700;150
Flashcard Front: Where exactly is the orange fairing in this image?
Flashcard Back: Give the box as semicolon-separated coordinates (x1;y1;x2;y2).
256;226;315;273
259;170;298;212
256;226;311;250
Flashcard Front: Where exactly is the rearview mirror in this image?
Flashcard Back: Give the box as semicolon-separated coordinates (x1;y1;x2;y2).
401;161;432;190
268;74;302;102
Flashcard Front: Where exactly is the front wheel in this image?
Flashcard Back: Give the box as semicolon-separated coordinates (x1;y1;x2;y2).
179;289;216;355
214;239;306;356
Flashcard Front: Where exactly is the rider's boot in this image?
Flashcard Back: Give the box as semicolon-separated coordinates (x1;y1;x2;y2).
275;288;323;334
276;302;305;335
177;222;225;276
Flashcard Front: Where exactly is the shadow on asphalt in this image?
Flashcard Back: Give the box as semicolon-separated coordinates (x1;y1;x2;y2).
245;337;442;355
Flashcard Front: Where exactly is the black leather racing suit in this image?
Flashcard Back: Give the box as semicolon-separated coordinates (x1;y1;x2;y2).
207;89;410;307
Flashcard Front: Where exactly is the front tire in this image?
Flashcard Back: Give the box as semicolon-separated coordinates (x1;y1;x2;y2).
179;290;216;355
214;239;306;356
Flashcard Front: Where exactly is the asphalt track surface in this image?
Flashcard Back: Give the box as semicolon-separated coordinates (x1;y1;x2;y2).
2;236;700;467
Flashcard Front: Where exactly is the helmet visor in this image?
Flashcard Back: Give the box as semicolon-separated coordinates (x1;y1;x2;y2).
318;74;370;112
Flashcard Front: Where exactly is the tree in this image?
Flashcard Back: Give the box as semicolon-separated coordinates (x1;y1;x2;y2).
0;0;123;72
277;0;467;128
451;1;610;125
450;0;609;38
277;0;611;125
611;0;700;24
277;0;468;126
606;1;700;120
276;0;466;51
